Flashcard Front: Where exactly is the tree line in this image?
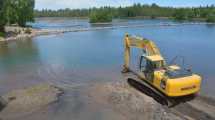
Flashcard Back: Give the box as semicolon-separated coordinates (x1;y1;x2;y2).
0;0;35;34
35;3;215;23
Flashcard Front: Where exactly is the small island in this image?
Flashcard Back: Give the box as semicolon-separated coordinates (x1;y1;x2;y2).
89;8;113;23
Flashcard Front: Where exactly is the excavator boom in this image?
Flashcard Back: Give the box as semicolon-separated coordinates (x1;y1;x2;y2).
123;34;163;72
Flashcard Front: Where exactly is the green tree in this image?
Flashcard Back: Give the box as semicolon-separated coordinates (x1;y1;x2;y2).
16;0;35;26
2;0;35;27
173;9;187;21
206;14;215;22
3;0;19;25
151;3;159;8
187;9;195;21
89;8;112;23
34;3;215;23
0;0;5;33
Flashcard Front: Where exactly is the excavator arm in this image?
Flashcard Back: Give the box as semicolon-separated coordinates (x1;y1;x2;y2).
122;34;163;73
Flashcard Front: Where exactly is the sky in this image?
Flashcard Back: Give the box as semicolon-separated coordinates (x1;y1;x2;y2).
35;0;215;10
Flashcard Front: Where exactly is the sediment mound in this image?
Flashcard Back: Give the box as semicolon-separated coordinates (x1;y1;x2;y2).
0;84;63;119
88;82;183;120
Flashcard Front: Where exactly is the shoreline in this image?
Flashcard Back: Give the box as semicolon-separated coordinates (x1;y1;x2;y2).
0;21;215;42
35;16;211;25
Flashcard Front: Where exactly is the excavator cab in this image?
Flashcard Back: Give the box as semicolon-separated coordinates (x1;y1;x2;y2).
140;55;165;72
140;55;165;82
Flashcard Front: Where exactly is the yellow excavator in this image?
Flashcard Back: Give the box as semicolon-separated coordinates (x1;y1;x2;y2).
122;34;201;104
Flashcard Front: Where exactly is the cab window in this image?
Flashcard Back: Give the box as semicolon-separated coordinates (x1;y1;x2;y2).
146;60;164;70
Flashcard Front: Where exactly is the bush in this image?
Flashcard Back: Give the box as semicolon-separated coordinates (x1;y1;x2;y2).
0;32;5;37
206;15;215;23
89;10;112;23
173;9;187;21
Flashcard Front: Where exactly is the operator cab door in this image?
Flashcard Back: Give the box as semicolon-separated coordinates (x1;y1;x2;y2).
140;56;154;82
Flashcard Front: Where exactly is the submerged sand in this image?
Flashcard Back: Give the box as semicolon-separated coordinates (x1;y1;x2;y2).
0;84;63;119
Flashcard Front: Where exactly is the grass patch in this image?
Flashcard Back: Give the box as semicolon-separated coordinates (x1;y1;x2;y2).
0;32;5;37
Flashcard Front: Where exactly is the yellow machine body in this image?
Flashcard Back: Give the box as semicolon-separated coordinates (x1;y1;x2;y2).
152;70;201;97
123;34;202;97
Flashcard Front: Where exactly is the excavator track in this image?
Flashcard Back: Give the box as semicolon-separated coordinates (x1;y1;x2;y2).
123;71;215;120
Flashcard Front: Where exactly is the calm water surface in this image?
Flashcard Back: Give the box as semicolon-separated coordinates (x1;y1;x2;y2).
0;18;215;119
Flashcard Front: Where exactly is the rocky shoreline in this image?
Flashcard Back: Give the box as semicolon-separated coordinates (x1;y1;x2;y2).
87;82;183;120
1;22;215;42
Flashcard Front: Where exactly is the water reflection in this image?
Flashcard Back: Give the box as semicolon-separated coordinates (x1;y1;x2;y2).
0;42;10;57
0;38;44;94
206;24;215;28
0;39;40;70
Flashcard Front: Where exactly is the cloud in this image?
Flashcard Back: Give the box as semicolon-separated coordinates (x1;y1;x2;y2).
35;0;134;10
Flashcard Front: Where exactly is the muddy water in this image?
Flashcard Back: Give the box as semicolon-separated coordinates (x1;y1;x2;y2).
0;18;215;119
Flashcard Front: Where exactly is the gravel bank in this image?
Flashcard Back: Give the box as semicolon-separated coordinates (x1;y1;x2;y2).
87;82;183;120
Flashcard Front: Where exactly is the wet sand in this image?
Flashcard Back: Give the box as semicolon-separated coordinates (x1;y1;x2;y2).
0;79;215;120
0;84;63;120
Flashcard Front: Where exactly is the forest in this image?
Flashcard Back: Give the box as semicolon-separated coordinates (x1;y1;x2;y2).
0;0;35;35
1;2;215;32
35;3;215;23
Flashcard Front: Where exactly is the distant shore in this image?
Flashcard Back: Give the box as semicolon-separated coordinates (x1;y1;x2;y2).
1;21;215;42
35;16;208;23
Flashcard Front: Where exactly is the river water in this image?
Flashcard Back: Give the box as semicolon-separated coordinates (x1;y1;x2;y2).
0;18;215;119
